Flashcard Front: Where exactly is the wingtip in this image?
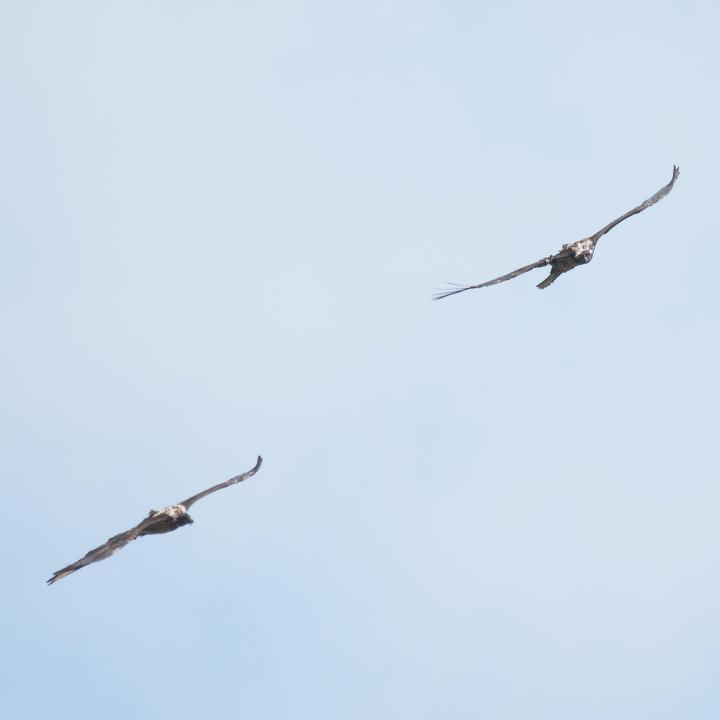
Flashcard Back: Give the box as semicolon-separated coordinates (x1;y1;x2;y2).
432;284;471;300
250;455;263;474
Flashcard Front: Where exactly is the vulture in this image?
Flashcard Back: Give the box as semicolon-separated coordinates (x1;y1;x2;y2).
434;166;679;298
47;456;263;585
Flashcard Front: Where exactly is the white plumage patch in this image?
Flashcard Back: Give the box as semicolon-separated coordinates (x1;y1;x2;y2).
160;504;187;519
571;239;594;257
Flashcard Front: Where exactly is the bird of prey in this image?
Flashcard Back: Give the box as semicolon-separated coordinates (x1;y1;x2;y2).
47;456;263;585
434;166;679;298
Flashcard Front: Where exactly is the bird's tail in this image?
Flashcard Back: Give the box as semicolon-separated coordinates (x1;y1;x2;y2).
536;271;559;289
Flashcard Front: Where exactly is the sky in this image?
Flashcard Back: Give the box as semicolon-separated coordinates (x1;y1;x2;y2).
2;1;720;718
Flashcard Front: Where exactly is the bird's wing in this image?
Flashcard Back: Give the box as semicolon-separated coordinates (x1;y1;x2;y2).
180;455;263;509
589;165;679;243
433;253;568;299
46;518;154;585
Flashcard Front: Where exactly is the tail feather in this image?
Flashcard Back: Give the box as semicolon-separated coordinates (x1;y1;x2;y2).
536;271;559;289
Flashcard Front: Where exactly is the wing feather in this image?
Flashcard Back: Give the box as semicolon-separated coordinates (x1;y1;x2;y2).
47;522;147;585
589;165;679;242
180;455;263;509
433;254;563;299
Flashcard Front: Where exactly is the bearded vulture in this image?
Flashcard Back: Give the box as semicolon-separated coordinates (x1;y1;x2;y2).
47;456;263;585
434;166;679;298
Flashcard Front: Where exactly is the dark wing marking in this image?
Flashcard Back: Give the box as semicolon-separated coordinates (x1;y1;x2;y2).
433;252;570;299
589;165;679;243
180;455;263;509
46;515;159;585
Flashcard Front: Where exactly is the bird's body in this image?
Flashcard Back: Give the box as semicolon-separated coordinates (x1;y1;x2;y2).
47;456;262;585
140;505;194;534
537;238;596;289
434;166;679;298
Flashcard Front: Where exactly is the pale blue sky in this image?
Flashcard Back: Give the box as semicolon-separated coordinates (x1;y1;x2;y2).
3;1;720;718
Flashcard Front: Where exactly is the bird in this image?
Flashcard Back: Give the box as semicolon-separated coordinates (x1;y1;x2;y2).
47;455;263;585
434;166;679;298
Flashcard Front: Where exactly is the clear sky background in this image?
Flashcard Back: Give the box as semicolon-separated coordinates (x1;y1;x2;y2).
2;1;719;718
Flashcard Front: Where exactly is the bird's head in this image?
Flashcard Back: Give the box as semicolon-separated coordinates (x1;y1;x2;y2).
573;241;594;264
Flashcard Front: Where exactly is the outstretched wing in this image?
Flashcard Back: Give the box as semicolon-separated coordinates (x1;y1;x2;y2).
433;253;568;299
589;165;679;243
47;521;149;585
180;455;263;510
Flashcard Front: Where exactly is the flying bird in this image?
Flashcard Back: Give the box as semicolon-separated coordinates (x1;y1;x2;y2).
47;455;263;585
434;166;679;298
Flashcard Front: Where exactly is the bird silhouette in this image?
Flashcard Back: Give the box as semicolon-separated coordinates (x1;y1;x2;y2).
47;456;263;585
434;166;679;298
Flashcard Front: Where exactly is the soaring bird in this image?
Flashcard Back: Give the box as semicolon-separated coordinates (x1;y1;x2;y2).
47;456;263;585
434;166;679;298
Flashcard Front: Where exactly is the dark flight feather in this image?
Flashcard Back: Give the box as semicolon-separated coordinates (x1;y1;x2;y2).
47;455;263;585
433;253;566;299
589;165;679;242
